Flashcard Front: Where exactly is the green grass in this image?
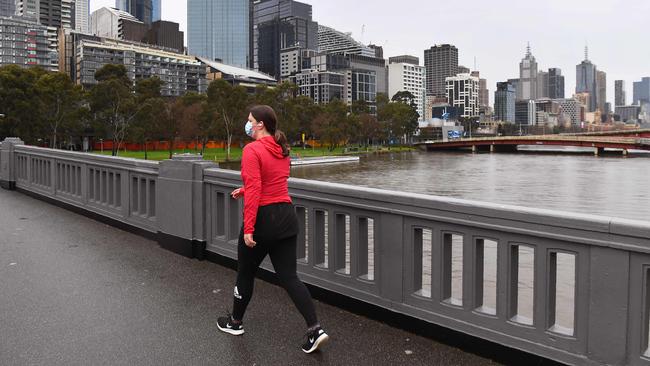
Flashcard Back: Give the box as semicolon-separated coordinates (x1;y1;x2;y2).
93;145;415;162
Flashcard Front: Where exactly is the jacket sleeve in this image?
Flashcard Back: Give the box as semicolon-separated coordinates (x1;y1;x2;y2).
241;145;261;235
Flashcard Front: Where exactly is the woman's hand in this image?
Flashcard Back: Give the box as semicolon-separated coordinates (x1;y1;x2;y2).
231;188;244;199
244;234;257;248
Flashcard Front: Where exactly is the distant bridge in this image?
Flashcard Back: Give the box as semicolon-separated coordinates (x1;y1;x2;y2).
415;134;650;155
561;128;650;138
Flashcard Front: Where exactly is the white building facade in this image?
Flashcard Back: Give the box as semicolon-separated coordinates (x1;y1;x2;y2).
75;0;90;33
388;61;426;121
445;73;480;118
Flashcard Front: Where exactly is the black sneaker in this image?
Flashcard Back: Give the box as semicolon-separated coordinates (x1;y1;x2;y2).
217;314;244;336
301;327;329;353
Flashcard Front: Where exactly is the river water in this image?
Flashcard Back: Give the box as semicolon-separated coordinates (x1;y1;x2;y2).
290;149;650;221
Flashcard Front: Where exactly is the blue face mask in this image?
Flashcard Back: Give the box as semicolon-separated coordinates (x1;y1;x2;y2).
245;121;254;137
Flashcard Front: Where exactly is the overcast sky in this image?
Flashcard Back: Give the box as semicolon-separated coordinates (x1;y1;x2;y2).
91;0;650;105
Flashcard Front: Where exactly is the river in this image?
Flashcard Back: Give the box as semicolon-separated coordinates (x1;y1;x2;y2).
289;149;650;221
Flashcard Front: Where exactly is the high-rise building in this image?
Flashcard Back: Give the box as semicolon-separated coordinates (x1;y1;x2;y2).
301;52;386;110
536;70;548;98
348;54;388;96
368;44;383;58
0;0;15;17
75;37;207;95
615;80;626;106
13;1;66;69
0;16;57;71
91;7;147;43
389;55;419;65
494;81;515;123
576;47;598;112
115;0;152;25
507;78;519;98
151;0;160;22
518;43;538;100
615;105;640;122
252;0;318;79
424;44;458;98
534;99;560;126
471;71;489;108
146;20;184;53
75;0;90;33
548;68;564;99
35;0;74;28
445;73;479;118
60;0;73;29
289;69;346;104
318;24;374;57
39;0;61;27
15;0;39;20
555;98;581;125
15;0;73;28
280;46;315;78
188;0;249;67
458;65;470;75
389;57;426;121
515;99;536;125
596;70;607;113
633;77;650;105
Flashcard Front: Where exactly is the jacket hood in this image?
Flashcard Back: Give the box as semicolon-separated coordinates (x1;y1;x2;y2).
259;136;286;159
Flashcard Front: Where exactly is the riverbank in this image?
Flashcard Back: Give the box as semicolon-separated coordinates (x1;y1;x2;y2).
93;145;415;162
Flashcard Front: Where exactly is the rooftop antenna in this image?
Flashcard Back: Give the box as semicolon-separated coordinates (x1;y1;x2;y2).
474;56;477;71
526;42;531;57
584;43;589;61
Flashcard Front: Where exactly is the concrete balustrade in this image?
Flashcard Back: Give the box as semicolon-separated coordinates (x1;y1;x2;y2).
2;137;650;365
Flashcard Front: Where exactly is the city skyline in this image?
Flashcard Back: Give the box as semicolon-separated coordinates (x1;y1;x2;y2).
88;0;650;106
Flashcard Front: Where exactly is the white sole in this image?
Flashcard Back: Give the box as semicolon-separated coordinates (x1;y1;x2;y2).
303;334;329;353
217;323;245;336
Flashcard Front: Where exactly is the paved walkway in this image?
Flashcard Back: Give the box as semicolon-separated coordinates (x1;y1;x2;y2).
0;188;502;366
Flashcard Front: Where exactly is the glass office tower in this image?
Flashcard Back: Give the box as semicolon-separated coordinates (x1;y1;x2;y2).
115;0;153;24
252;0;318;79
188;0;249;67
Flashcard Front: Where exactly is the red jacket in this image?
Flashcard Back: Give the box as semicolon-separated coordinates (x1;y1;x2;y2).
240;136;292;235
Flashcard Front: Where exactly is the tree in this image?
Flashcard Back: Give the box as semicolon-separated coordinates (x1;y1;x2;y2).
131;77;165;160
155;98;185;159
311;99;350;151
35;72;85;149
293;96;322;145
89;64;142;156
379;93;420;144
177;92;209;154
206;79;250;160
0;65;48;143
358;113;384;146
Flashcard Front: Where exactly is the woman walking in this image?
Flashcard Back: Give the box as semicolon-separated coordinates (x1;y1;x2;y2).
217;105;329;353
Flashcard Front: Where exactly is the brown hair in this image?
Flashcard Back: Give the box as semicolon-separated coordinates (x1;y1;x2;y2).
249;105;290;157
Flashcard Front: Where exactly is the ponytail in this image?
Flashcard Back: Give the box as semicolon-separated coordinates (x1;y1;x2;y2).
275;130;290;157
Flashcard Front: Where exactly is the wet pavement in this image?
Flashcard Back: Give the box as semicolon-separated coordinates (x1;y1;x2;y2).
0;188;503;366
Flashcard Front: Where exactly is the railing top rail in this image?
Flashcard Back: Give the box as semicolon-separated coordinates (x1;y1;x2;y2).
205;167;650;246
15;145;160;172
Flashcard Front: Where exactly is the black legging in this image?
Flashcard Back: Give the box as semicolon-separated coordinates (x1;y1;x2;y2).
231;203;318;327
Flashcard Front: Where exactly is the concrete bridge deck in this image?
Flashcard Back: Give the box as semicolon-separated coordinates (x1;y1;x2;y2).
0;188;523;366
